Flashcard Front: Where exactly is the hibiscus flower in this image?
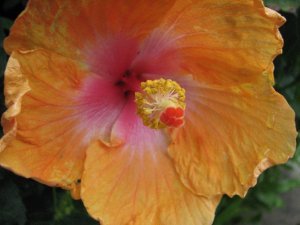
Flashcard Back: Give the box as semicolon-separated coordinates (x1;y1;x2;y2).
0;0;297;224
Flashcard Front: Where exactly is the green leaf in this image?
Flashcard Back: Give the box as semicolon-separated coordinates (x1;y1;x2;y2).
0;47;7;77
256;192;283;209
0;17;13;30
53;190;75;221
0;31;8;82
53;190;98;225
0;177;26;225
276;179;300;193
3;0;21;11
213;197;243;225
265;0;300;11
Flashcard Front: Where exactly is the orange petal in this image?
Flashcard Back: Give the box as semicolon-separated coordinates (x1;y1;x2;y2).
4;0;176;59
0;54;30;153
81;101;220;225
161;0;285;86
168;82;297;197
0;50;89;191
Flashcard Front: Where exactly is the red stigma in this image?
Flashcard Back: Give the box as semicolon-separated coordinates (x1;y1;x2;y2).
160;107;184;128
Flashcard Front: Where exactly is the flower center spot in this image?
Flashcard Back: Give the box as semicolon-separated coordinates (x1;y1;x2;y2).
115;70;144;98
135;78;186;129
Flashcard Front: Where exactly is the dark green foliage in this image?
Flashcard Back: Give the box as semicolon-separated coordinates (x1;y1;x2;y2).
0;170;26;225
53;191;98;225
0;1;299;225
265;0;300;12
275;8;300;127
0;16;11;80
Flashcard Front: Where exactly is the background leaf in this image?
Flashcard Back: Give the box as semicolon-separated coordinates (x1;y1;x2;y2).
265;0;300;12
0;170;26;225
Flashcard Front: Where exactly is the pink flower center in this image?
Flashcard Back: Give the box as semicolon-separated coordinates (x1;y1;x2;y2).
76;31;182;143
114;69;144;98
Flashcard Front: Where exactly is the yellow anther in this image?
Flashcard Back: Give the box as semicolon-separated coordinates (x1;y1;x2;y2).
135;78;186;129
